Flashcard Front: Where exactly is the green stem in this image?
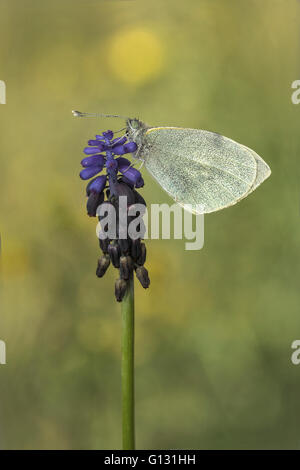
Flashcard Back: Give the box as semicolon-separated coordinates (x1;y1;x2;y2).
121;274;135;450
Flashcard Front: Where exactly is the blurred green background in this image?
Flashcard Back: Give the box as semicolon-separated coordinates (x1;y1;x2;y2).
0;0;300;450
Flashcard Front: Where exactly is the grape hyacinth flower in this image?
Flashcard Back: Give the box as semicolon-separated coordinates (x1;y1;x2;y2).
76;118;150;450
79;129;150;301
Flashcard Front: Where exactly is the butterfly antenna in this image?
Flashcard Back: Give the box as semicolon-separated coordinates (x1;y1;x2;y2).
72;110;129;119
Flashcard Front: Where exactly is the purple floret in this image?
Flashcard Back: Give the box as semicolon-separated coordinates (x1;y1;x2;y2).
79;129;143;197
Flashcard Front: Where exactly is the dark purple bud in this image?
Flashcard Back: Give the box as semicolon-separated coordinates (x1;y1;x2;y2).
86;175;105;195
102;130;114;140
135;266;150;288
135;176;144;188
99;237;110;254
131;239;141;262
86;190;104;217
112;137;127;147
116;157;131;172
86;175;107;194
84;146;103;155
124;142;138;153
80;166;103;180
115;278;128;302
118;238;130;255
112;145;126;155
118;166;143;187
114;182;136;205
81;154;105;168
118;175;134;188
133;189;146;206
88;140;106;151
96;254;110;278
120;256;133;280
137;243;146;266
108;243;121;268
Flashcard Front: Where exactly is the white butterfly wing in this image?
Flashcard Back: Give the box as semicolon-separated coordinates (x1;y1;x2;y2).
239;144;271;196
142;127;270;214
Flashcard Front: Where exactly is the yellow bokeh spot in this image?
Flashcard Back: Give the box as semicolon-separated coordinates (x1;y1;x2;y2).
0;239;30;278
107;28;164;84
76;315;120;356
